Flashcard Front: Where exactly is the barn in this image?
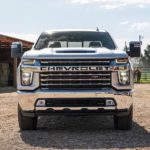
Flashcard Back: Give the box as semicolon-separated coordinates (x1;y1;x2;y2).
0;34;34;87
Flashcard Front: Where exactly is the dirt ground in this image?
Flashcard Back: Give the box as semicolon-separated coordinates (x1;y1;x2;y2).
0;85;150;150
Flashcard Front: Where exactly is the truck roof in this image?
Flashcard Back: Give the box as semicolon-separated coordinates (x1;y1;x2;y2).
45;29;107;34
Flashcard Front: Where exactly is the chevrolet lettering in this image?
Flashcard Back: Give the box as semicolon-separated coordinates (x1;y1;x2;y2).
41;66;110;71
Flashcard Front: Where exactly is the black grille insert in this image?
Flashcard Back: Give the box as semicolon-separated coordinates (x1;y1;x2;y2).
45;98;106;107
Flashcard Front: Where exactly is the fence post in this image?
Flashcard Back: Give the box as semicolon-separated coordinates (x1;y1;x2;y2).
13;58;17;87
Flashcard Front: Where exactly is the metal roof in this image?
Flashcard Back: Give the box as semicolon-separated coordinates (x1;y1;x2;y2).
0;34;34;48
45;29;106;34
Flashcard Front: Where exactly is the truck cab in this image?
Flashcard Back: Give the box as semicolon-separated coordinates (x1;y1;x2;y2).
11;29;141;130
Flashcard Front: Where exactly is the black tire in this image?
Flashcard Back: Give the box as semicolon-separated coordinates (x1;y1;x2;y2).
114;106;133;130
18;104;37;130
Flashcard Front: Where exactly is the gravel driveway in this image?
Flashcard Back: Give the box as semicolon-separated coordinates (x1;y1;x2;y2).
0;84;150;150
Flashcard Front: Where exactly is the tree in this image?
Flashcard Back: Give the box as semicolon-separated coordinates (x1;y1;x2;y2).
141;45;150;67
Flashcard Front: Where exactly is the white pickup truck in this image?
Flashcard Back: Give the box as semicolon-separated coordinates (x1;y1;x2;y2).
11;29;141;130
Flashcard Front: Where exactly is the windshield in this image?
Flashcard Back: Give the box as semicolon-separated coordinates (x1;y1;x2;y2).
34;31;116;50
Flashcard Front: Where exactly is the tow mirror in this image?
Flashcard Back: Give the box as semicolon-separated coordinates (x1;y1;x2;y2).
127;41;141;57
11;42;23;58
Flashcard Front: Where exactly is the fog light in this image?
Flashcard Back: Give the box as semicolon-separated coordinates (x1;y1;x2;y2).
36;100;46;107
106;99;115;106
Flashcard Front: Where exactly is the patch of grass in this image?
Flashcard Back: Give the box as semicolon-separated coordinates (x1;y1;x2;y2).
134;80;150;83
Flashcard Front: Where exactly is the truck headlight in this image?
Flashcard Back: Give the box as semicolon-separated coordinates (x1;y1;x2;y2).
21;72;33;85
118;71;130;85
22;59;35;65
116;58;128;64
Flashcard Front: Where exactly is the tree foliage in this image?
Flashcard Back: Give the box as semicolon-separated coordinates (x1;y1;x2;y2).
141;45;150;67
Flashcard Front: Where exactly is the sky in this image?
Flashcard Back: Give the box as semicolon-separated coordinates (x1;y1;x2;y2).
0;0;150;51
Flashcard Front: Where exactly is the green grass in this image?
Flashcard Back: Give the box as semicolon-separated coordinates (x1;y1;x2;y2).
138;81;150;83
135;73;150;83
134;80;150;83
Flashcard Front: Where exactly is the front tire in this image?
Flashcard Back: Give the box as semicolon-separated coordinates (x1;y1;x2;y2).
114;106;133;130
18;105;37;130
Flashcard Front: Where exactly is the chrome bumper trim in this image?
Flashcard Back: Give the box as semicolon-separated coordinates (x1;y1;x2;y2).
17;89;133;112
35;106;116;111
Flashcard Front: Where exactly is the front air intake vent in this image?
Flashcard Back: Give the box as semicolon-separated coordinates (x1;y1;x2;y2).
56;50;96;53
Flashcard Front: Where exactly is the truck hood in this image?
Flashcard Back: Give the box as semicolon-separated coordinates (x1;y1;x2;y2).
22;47;128;59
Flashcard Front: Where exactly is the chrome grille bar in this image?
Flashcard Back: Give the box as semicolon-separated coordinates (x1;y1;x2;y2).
40;59;111;65
40;73;111;77
40;79;111;81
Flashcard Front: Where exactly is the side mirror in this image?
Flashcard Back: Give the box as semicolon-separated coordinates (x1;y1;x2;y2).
11;42;23;58
127;41;141;57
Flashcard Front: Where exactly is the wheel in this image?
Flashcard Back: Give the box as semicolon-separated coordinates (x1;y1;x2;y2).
18;104;37;130
114;106;133;130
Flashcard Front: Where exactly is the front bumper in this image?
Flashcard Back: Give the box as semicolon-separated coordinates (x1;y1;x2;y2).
18;89;133;116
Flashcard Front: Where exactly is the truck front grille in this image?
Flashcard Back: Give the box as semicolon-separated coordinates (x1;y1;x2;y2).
39;59;112;90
